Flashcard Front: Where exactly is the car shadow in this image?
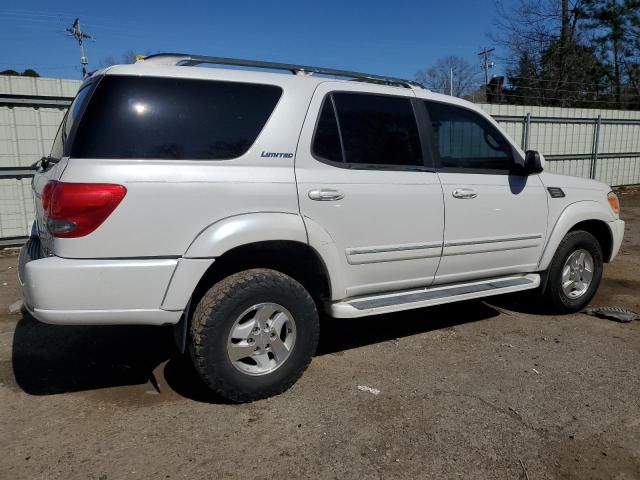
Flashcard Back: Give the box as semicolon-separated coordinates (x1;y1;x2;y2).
485;290;552;315
11;300;501;403
11;313;175;396
316;300;500;355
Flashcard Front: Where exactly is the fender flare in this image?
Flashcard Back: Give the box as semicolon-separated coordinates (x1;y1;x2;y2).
184;212;308;258
537;200;615;271
161;212;341;312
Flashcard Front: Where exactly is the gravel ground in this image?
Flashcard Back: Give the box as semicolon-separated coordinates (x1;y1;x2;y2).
0;189;639;480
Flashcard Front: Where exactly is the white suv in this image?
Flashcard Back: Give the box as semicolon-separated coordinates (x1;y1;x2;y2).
18;54;625;402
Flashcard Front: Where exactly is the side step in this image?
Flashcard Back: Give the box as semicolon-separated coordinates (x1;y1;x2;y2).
328;274;540;318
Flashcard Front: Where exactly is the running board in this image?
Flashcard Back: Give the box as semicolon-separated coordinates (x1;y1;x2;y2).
328;274;540;318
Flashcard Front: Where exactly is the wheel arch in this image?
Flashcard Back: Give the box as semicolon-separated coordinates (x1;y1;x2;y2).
538;201;616;271
568;219;613;262
163;211;338;313
184;212;308;258
165;238;334;354
190;240;333;306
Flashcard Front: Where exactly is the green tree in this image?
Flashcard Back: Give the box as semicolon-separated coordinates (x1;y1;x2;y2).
506;51;540;105
21;69;40;78
580;0;638;106
494;0;640;108
0;69;40;77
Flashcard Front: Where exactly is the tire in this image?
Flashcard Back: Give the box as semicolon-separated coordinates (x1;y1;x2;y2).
189;268;319;402
542;230;603;313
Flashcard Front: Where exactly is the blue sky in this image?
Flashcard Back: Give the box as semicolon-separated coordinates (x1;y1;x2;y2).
1;0;508;82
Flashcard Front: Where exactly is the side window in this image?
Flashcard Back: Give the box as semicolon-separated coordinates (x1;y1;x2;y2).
312;92;423;167
48;84;92;162
425;101;514;171
64;84;93;146
312;97;343;163
71;76;282;160
49;116;65;161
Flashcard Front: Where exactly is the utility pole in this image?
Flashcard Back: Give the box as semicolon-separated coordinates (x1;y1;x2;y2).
477;47;495;88
66;18;93;78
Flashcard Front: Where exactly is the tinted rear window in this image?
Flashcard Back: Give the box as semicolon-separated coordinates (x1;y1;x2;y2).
312;97;343;163
71;76;282;160
330;93;422;166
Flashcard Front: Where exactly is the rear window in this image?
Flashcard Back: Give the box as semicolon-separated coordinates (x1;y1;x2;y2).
70;76;282;160
312;92;423;167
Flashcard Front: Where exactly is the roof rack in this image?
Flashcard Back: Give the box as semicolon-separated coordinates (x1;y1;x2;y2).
140;53;423;89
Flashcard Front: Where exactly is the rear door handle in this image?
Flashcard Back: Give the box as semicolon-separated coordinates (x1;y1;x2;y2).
452;188;477;199
308;189;344;201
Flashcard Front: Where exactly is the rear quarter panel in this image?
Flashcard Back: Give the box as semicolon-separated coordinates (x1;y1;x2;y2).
53;73;316;259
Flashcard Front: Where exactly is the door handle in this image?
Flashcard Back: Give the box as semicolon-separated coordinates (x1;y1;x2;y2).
308;188;344;201
452;188;478;199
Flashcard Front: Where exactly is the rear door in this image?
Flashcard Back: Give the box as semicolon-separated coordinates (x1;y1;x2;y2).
296;83;445;300
32;82;94;254
422;100;548;284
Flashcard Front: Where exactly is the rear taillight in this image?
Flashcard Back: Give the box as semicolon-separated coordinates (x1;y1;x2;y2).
43;181;127;238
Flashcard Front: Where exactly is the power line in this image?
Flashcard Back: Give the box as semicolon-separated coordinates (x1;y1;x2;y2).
427;82;624;95
506;75;625;88
426;84;639;104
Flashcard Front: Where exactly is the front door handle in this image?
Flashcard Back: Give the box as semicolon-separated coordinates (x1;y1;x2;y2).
308;188;344;201
452;188;478;199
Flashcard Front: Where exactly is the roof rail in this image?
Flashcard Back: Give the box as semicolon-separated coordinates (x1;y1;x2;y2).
140;53;423;89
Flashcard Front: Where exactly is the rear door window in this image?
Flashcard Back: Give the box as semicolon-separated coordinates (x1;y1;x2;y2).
71;76;282;160
312;92;423;167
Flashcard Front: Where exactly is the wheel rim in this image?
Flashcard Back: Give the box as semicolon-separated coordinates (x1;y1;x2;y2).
561;249;594;299
226;302;297;376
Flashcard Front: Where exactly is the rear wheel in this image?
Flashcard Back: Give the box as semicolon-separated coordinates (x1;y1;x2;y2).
542;230;603;313
189;268;319;402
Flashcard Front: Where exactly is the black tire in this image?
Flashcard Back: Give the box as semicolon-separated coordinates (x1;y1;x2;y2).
542;230;603;313
189;268;319;402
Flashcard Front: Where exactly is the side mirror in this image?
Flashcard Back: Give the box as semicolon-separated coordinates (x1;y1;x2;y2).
524;150;544;174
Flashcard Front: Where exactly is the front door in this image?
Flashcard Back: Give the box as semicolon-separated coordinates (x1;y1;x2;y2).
422;100;548;284
296;83;445;299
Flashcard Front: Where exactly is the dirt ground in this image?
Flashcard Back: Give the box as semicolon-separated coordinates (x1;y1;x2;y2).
1;190;639;480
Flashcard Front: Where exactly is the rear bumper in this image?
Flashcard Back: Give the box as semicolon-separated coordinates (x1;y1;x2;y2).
608;219;625;262
18;237;182;325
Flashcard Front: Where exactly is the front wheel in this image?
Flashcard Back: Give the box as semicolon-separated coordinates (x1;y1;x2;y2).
189;269;319;402
542;230;603;313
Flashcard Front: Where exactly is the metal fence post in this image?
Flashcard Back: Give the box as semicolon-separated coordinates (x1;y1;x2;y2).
522;112;531;151
590;114;602;179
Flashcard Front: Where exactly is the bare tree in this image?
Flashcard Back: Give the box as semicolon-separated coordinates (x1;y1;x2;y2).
492;0;615;107
415;56;480;97
494;0;640;108
492;0;584;60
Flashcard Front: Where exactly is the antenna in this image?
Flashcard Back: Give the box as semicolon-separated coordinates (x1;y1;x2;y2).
65;18;93;78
